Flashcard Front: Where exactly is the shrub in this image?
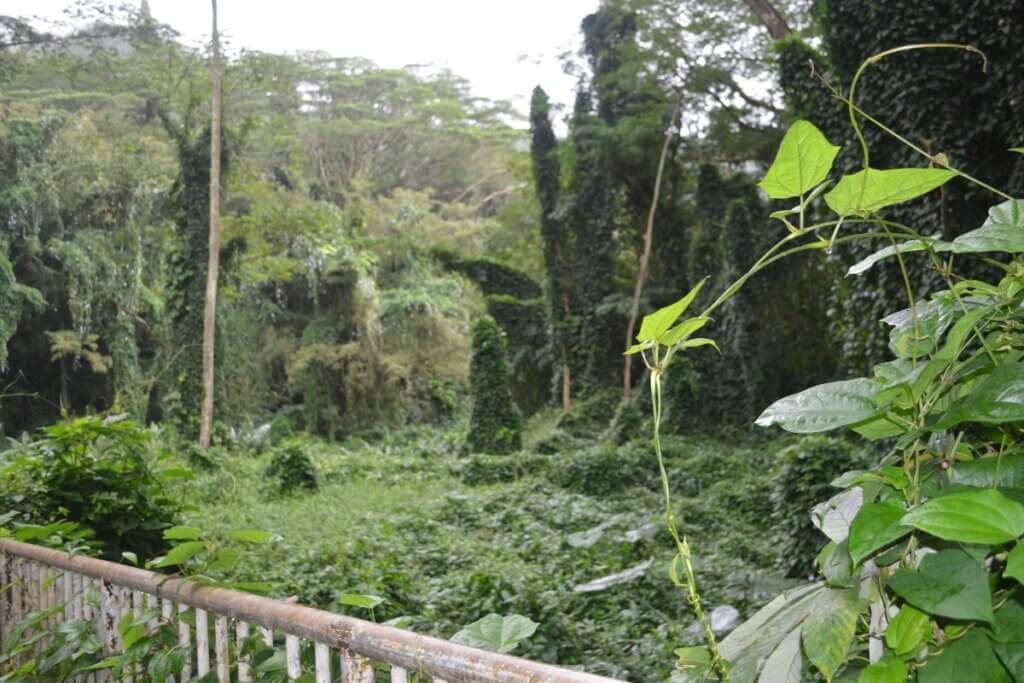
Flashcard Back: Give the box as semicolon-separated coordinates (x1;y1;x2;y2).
454;452;552;485
265;442;318;494
768;435;867;577
555;388;619;439
552;440;656;496
0;415;182;561
466;316;522;454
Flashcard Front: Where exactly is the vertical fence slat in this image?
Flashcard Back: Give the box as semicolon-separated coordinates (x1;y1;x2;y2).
196;607;211;675
314;642;330;683
0;550;10;651
146;592;159;630
63;570;73;622
11;558;22;644
286;634;301;680
342;651;375;683
215;614;230;682
390;667;408;683
237;621;252;682
178;603;193;682
261;625;273;646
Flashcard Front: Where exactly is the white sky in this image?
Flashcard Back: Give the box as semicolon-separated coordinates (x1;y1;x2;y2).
5;0;600;124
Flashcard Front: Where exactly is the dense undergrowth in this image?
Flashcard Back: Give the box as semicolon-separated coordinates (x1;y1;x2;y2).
157;409;845;681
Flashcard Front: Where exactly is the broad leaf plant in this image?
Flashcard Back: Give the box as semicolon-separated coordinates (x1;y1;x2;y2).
636;45;1024;682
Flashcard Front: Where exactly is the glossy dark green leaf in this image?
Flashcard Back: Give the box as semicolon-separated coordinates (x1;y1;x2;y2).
993;594;1024;643
917;629;1011;683
951;200;1024;254
858;657;906;683
759;120;840;199
932;363;1024;430
884;605;930;655
848;501;911;565
992;642;1024;683
889;549;993;622
950;454;1024;489
902;488;1024;545
755;378;882;434
825;167;956;216
1007;544;1024;585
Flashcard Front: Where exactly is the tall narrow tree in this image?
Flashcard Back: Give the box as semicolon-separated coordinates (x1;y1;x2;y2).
198;0;222;448
528;87;572;413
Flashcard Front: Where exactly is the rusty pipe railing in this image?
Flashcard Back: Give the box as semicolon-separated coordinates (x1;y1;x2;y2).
0;538;626;683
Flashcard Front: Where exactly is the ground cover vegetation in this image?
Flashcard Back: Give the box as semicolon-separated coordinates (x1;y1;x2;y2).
2;0;1024;681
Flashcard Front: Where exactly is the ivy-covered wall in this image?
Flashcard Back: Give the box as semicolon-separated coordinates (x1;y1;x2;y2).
778;0;1024;373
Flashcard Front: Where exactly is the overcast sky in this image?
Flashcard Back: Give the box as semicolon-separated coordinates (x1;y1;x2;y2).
5;0;600;123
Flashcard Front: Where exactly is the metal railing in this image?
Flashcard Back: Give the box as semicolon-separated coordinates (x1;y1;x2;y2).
0;538;626;683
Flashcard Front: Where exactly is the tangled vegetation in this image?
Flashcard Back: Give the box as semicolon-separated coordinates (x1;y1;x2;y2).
3;0;1024;681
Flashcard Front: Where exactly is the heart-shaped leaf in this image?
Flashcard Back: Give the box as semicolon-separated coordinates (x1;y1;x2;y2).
759;121;840;199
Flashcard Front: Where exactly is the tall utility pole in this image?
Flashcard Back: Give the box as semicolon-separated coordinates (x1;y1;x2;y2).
199;0;222;448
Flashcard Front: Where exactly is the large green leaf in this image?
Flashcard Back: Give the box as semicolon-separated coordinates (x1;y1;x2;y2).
151;541;206;568
917;629;1011;683
884;605;930;656
719;583;823;682
889;549;993;622
758;121;840;199
932;362;1024;430
1007;544;1024;585
450;613;538;654
882;298;955;359
755;378;882;433
950;454;1024;489
848;501;911;565
901;489;1024;544
226;529;274;544
825;167;957;216
951;199;1024;254
994;594;1024;643
757;627;802;683
338;593;385;610
858;657;907;683
636;279;706;343
801;586;861;681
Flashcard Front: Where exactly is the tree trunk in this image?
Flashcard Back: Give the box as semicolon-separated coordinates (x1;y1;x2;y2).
198;0;222;448
623;97;682;400
743;0;793;40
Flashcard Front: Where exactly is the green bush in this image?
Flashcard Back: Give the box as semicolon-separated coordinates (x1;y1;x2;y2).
556;388;620;439
454;452;552;485
466;316;522;454
0;415;182;561
552;440;656;496
265;442;319;494
769;435;867;577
